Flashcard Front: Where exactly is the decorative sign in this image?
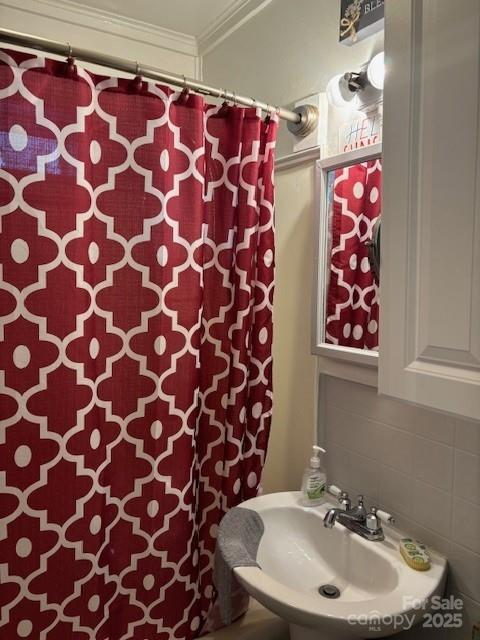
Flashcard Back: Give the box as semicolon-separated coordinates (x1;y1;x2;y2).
339;0;385;45
338;109;382;153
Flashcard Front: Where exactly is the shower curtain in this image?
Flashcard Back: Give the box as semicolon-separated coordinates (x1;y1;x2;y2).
325;159;381;350
0;48;277;639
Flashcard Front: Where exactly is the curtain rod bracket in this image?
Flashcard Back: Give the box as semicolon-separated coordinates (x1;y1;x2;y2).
287;104;319;137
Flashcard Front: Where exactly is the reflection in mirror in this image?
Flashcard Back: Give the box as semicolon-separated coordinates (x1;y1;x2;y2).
324;158;382;351
366;217;381;284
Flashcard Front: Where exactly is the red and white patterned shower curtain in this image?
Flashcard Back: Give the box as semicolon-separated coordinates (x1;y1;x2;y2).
0;48;277;639
325;159;381;350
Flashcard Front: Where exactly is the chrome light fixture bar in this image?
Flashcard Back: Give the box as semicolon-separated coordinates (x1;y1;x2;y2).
327;52;385;109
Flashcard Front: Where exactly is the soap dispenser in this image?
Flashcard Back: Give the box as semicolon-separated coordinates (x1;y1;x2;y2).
301;445;327;506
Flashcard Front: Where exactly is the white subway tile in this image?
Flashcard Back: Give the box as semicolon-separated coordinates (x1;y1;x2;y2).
376;425;415;475
412;480;452;538
413;437;454;491
325;442;349;489
325;404;383;459
448;542;480;603
325;404;354;450
347;451;380;501
455;417;480;456
454;451;480;506
452;498;480;555
325;377;456;445
379;466;414;519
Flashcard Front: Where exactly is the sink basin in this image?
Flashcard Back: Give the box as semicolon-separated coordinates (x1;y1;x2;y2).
234;492;447;640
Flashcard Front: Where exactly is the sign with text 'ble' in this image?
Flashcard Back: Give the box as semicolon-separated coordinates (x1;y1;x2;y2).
339;0;385;46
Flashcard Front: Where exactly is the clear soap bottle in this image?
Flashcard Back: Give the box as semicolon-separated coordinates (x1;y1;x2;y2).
301;445;327;506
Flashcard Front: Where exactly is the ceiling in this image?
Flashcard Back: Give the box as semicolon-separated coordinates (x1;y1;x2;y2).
74;0;242;37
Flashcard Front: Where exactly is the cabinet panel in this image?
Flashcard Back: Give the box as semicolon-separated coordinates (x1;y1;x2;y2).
380;0;480;419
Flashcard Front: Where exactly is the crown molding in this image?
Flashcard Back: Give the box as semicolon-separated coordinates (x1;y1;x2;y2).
0;0;198;58
1;0;275;78
198;0;273;56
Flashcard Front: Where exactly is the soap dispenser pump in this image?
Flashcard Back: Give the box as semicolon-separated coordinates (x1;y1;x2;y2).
301;445;327;506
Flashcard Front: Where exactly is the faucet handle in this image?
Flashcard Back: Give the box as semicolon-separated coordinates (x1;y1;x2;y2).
327;484;343;498
327;485;351;510
375;508;395;525
366;507;382;532
338;491;351;510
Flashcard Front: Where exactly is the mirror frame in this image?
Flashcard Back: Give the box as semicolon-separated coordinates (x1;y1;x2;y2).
312;142;382;367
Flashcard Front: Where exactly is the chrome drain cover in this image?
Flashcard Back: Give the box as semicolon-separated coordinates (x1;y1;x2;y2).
318;584;340;599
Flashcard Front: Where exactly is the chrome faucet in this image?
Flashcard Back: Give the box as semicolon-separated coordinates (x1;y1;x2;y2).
324;488;395;542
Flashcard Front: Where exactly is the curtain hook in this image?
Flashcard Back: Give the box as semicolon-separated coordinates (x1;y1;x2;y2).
131;61;143;92
176;74;190;104
264;103;272;124
65;42;76;76
232;91;238;107
250;97;260;119
218;88;230;116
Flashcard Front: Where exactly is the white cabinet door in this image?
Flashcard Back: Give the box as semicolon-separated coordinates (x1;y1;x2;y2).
380;0;480;420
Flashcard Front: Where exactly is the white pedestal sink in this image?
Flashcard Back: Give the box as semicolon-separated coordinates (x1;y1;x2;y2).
234;492;447;639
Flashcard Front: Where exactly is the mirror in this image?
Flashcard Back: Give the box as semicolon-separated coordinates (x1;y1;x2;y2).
313;144;382;366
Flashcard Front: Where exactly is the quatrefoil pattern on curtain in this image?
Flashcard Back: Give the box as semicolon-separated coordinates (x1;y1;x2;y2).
0;48;277;640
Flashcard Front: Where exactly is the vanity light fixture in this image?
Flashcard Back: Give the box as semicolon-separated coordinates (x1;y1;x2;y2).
326;51;385;108
326;73;359;109
367;52;385;90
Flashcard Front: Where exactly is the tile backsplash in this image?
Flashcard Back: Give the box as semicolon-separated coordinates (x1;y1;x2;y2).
321;376;480;639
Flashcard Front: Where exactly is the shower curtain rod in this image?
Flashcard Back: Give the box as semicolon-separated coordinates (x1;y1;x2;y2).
0;27;319;137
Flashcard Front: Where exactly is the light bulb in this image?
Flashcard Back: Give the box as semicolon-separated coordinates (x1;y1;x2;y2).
367;52;385;91
326;74;359;109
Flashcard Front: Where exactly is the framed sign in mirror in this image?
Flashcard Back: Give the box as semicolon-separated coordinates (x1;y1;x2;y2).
313;143;382;367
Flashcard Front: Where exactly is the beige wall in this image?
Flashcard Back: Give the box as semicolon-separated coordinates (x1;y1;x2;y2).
261;162;318;493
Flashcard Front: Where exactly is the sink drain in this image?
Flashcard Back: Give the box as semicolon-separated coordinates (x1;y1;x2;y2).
318;584;341;599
